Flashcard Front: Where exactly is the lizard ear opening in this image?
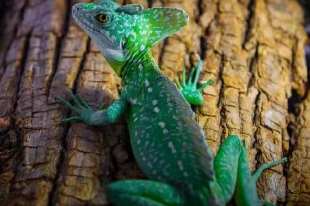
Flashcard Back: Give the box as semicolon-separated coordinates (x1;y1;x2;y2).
116;4;143;14
141;8;188;47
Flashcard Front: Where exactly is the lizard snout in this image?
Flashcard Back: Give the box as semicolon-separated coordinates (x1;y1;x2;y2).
72;4;82;12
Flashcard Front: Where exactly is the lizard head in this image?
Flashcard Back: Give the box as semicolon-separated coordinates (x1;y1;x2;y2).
72;0;188;76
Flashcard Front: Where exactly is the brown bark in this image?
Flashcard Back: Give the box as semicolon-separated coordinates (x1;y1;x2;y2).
0;0;308;205
287;90;310;206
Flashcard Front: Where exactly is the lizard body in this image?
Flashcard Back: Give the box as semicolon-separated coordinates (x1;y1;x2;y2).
56;1;287;205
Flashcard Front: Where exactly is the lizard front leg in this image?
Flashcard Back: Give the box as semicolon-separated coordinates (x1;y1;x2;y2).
108;180;185;206
175;53;213;105
55;90;128;126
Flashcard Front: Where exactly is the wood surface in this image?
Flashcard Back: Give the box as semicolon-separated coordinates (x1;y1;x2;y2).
0;0;308;205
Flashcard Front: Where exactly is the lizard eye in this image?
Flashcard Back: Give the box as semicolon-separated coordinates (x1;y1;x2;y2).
95;13;109;23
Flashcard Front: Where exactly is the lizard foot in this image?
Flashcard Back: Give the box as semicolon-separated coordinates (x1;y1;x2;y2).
55;92;95;123
176;53;213;105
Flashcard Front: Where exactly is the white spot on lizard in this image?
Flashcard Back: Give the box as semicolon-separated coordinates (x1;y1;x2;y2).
131;98;137;104
158;122;165;128
168;141;176;153
140;30;147;35
177;161;184;171
163;129;169;134
145;80;149;86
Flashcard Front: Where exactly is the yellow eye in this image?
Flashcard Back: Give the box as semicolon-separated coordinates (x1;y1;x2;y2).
95;13;109;23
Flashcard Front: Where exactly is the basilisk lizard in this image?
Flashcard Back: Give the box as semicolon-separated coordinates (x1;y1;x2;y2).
56;0;287;205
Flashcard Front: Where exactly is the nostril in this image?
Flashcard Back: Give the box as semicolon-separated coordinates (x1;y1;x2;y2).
73;4;82;11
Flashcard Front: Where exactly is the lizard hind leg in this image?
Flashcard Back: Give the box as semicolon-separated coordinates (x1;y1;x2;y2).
213;135;243;203
252;157;287;184
234;140;287;206
234;139;259;206
249;158;287;206
107;180;185;206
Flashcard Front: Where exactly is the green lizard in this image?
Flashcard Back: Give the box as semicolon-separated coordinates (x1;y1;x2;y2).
56;0;287;205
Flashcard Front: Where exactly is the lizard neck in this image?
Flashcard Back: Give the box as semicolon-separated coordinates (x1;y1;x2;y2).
120;50;159;86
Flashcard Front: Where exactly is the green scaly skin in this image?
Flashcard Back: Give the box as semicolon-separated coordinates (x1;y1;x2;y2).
56;1;287;205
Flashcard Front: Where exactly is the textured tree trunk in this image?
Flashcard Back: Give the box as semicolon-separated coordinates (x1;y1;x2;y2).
0;0;308;205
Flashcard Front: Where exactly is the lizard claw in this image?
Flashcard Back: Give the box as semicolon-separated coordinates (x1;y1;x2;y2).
55;93;95;123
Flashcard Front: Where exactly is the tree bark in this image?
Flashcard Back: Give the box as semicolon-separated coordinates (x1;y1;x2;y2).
0;0;308;205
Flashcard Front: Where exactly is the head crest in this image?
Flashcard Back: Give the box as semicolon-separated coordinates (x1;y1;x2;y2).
98;0;119;9
116;4;143;14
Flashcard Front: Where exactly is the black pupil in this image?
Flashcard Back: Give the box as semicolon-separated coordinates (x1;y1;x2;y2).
97;14;108;22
